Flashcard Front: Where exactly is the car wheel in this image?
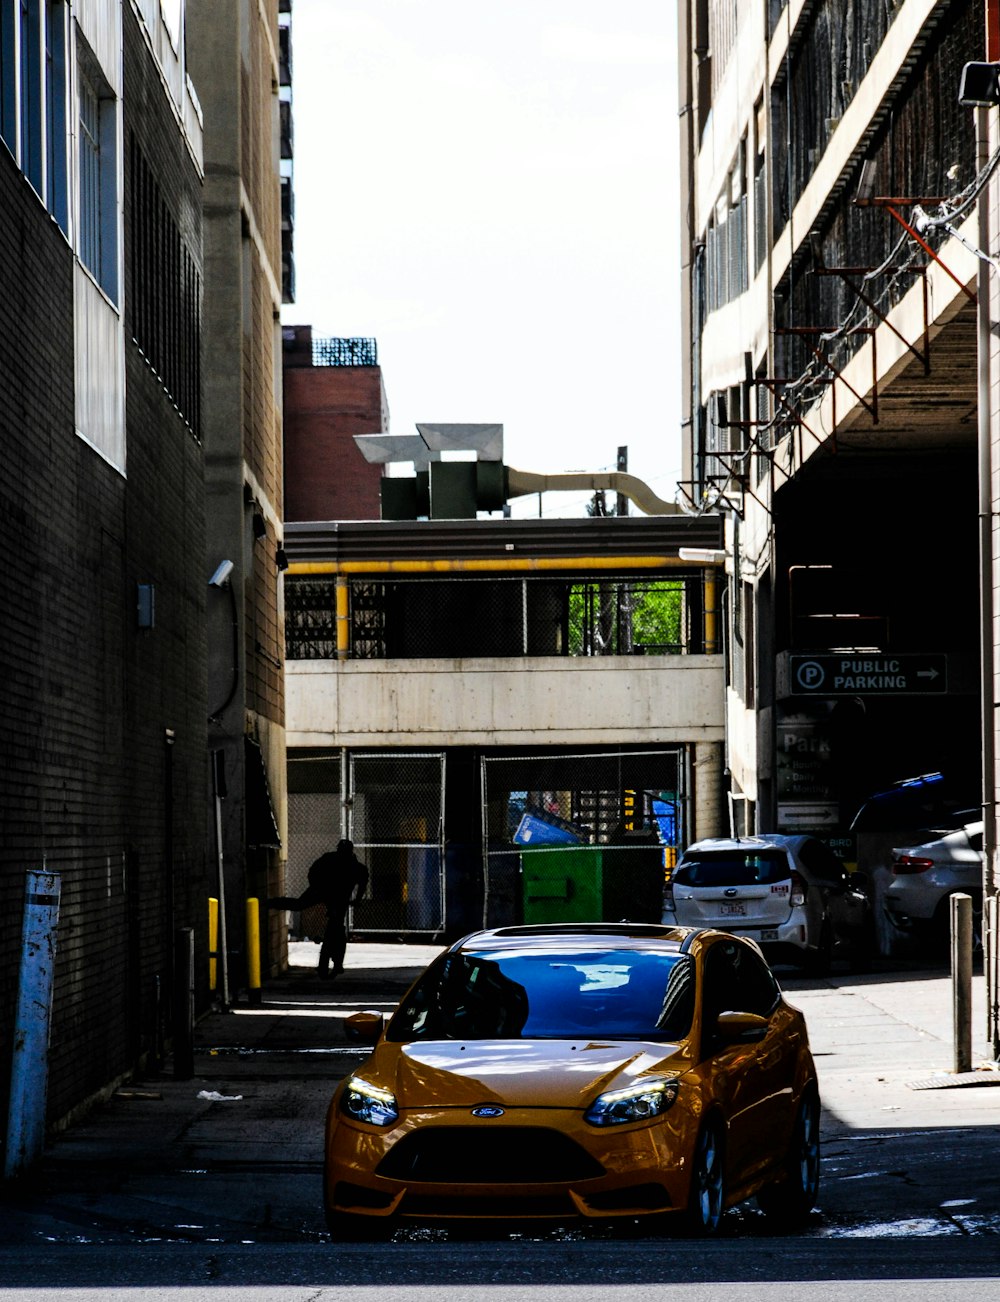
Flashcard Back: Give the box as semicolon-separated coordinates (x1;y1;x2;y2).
757;1089;820;1226
325;1210;396;1242
684;1118;726;1235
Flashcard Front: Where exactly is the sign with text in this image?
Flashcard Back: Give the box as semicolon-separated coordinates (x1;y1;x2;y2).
787;654;947;697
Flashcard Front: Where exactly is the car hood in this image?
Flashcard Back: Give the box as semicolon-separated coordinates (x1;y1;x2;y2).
357;1039;690;1109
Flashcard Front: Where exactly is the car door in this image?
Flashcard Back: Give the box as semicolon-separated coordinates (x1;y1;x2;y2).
699;938;799;1189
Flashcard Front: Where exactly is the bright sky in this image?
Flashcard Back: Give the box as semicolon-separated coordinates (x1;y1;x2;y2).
283;0;681;518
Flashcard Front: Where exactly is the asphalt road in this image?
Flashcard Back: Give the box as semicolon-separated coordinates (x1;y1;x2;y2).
1;947;998;1296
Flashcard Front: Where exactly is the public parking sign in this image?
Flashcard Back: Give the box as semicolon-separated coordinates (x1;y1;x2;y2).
788;653;947;696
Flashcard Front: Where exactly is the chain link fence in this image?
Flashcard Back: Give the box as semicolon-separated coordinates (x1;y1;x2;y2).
286;575;708;661
349;752;445;935
481;750;685;930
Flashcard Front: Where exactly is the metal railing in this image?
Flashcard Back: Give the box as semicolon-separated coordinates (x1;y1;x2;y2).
285;574;715;661
311;336;378;367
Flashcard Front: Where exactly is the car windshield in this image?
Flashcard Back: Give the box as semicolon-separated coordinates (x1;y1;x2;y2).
675;849;789;887
387;948;695;1042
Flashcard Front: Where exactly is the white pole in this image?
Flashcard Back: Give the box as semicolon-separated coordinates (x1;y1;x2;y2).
5;871;61;1179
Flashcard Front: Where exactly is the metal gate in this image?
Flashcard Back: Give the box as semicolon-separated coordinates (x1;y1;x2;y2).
348;752;446;937
481;749;686;930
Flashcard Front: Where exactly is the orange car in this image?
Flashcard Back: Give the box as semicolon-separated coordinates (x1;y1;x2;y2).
324;923;819;1239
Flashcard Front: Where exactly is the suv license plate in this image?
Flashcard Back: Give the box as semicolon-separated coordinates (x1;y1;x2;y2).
719;902;747;917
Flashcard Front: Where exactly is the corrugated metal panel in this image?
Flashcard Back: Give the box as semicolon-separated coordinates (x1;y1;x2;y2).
74;264;126;472
284;517;725;565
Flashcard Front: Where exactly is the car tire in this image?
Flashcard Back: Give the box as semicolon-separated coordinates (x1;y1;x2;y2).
757;1089;820;1226
325;1209;396;1242
683;1118;726;1236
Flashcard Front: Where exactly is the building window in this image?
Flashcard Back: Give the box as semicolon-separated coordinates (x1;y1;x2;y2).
0;1;67;229
77;47;118;302
128;132;202;434
44;0;66;229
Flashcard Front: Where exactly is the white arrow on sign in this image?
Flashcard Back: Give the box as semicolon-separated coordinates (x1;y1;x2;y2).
917;669;940;680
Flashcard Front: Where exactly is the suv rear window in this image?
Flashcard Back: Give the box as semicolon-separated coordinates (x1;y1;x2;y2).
675;849;790;887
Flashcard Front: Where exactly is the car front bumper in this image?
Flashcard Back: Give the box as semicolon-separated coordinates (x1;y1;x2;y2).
325;1103;696;1224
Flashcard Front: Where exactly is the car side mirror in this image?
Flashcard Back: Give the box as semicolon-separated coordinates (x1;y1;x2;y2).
345;1011;385;1044
715;1010;769;1043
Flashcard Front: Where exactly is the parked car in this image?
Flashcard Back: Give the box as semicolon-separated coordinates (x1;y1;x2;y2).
885;821;984;946
325;923;819;1238
662;835;873;973
850;772;979;957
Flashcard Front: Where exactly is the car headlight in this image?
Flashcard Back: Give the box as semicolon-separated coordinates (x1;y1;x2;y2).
584;1077;680;1127
340;1076;399;1127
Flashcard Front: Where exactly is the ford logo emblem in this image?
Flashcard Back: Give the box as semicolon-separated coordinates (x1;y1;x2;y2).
724;888;738;898
471;1105;505;1118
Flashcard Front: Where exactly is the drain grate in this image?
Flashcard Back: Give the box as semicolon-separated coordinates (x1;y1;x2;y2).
907;1071;1000;1090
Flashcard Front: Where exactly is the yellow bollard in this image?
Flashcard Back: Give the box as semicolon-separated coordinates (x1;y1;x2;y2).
208;897;219;992
246;897;262;1004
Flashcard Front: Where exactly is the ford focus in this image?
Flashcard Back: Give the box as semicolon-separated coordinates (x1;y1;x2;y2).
324;923;819;1239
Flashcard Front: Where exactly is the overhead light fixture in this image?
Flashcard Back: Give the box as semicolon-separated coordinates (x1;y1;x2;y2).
251;510;267;542
679;548;727;564
958;62;1000;106
275;545;289;573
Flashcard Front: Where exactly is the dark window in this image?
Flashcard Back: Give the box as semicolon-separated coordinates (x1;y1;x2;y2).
797;839;846;884
128;132;201;434
675;849;790;887
701;938;779;1053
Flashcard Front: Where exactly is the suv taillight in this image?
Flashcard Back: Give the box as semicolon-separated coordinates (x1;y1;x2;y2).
892;856;935;875
790;871;808;906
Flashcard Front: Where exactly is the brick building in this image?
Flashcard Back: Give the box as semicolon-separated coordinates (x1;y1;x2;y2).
1;1;208;1142
283;327;387;523
187;0;290;988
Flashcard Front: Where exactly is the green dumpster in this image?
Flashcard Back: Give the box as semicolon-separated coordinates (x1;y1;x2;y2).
521;847;603;924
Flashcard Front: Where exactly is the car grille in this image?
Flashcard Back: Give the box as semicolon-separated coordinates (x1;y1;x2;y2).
376;1126;606;1183
401;1192;576;1218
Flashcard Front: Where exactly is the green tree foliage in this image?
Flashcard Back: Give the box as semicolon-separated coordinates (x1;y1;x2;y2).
568;581;683;655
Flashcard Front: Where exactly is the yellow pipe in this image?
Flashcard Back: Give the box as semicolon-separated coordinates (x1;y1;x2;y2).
287;555;698;577
335;575;350;660
208;897;219;992
246;897;261;1004
704;572;718;655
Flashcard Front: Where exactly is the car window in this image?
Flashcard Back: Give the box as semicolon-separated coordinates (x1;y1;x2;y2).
701;939;779;1053
968;830;984;853
797;839;846;884
675;849;789;887
387;948;696;1042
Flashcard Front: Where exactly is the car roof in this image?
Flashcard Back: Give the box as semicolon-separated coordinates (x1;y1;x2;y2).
450;923;693;954
681;834;808;854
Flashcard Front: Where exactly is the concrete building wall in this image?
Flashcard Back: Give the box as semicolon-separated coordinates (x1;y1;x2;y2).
188;0;287;981
287;656;726;749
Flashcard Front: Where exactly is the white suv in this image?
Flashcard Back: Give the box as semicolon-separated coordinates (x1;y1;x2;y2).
663;834;873;973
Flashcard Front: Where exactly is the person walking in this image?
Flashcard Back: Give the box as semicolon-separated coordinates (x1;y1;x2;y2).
271;839;368;978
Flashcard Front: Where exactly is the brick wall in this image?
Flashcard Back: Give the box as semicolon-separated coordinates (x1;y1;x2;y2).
0;12;210;1135
284;366;387;521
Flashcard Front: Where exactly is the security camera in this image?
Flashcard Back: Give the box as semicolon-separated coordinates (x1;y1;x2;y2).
208;559;235;587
